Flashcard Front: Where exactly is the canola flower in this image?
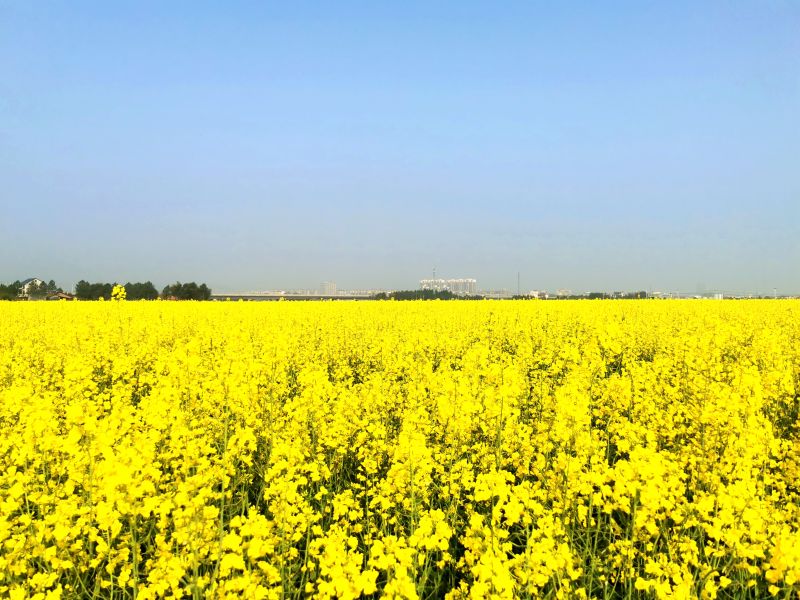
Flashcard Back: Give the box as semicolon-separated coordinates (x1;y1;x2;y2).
0;299;798;599
111;285;127;302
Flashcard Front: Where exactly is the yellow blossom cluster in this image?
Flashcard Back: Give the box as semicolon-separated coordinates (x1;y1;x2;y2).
0;299;798;599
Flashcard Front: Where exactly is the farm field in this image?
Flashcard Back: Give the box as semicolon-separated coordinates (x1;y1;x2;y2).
1;300;799;600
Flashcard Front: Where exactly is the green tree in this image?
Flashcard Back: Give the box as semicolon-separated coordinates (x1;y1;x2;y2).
161;282;212;300
0;281;22;300
75;280;91;300
124;281;159;300
74;281;114;300
26;280;48;299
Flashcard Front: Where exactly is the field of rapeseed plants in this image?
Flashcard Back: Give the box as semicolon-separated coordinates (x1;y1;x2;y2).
1;299;799;599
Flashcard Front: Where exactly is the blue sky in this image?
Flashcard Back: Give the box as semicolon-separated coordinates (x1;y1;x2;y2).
1;1;798;294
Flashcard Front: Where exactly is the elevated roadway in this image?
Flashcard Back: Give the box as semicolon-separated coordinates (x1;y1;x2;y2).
210;293;375;301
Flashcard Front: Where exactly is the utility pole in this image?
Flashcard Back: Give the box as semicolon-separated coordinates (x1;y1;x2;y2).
517;272;520;296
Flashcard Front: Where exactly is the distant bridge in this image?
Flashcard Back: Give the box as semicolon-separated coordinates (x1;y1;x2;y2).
210;293;375;301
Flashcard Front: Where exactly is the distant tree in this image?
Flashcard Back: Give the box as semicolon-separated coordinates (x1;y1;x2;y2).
0;281;22;300
124;281;159;300
75;280;114;300
26;280;48;299
181;282;199;300
141;281;159;300
75;280;91;300
162;282;212;300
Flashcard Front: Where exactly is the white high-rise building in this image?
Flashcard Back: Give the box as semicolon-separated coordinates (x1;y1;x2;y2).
419;278;477;296
320;281;337;296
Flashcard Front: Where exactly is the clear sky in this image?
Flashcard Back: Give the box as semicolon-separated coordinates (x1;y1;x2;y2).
1;1;798;294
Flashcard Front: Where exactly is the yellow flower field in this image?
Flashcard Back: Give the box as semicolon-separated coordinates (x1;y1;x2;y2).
1;300;799;599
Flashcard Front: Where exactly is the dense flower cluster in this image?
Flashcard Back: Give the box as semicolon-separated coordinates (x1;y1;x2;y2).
1;300;798;599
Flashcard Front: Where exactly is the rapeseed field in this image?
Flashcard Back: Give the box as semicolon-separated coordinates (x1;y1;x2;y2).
1;300;798;599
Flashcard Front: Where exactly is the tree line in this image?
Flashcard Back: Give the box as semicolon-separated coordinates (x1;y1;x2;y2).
0;280;212;300
0;280;61;300
74;281;162;300
161;282;211;300
75;281;211;300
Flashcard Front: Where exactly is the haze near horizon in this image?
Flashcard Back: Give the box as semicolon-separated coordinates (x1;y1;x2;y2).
1;1;798;294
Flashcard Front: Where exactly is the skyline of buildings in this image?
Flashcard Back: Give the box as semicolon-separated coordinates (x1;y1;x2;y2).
419;278;478;296
8;274;794;300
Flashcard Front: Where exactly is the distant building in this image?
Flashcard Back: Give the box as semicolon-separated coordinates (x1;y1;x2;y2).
46;291;75;301
481;289;512;299
320;281;337;296
419;278;477;296
18;277;45;298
